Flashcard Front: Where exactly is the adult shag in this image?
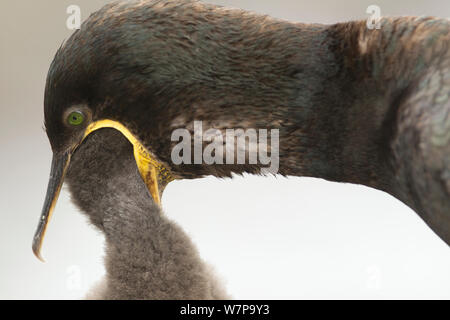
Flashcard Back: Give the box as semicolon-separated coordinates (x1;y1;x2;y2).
34;0;449;260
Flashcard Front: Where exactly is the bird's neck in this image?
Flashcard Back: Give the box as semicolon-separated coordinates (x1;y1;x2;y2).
273;21;398;191
157;19;415;193
127;16;441;196
101;201;224;299
270;18;441;194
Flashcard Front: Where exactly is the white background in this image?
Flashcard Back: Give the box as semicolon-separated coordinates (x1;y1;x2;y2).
0;0;449;299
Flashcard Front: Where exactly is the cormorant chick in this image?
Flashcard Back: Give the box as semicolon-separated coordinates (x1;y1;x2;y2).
66;128;228;299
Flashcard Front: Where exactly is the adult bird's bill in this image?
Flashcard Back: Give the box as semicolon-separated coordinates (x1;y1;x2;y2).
32;118;173;262
32;151;71;261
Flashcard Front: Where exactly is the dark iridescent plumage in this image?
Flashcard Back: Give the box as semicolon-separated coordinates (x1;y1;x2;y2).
45;0;449;251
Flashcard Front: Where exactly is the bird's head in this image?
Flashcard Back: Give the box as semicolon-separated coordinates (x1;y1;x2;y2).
34;0;292;260
33;21;176;260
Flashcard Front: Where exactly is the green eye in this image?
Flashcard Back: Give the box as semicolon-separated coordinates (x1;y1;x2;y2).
67;111;85;126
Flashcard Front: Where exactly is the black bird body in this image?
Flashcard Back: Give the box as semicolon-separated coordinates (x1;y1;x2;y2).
39;0;449;256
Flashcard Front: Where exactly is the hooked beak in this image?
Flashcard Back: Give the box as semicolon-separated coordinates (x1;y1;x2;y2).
32;151;71;261
33;120;173;261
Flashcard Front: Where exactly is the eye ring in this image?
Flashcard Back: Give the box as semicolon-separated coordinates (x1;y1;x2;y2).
67;111;85;126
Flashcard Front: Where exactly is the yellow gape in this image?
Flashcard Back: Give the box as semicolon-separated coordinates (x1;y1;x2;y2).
84;120;174;205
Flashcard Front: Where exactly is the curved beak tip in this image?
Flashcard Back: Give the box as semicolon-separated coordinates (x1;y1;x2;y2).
33;151;71;262
32;245;45;263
